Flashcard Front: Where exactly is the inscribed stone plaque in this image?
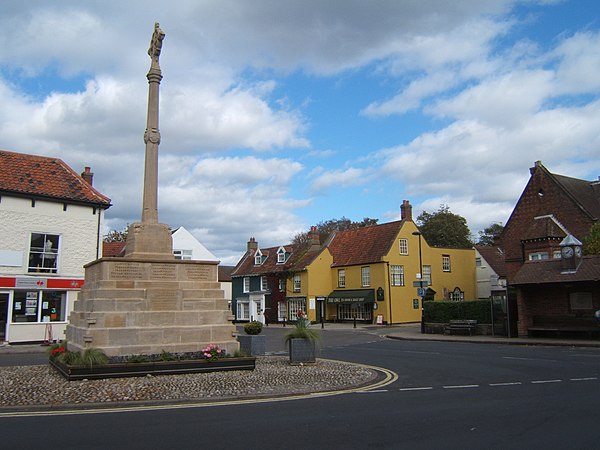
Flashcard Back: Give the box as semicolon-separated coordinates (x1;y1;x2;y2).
110;263;143;280
184;265;212;281
150;264;176;279
149;290;178;310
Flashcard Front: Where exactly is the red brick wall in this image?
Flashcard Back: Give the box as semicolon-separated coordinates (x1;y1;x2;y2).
501;164;595;281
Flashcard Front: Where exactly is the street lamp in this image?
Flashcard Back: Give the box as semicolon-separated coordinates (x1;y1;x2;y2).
412;231;425;333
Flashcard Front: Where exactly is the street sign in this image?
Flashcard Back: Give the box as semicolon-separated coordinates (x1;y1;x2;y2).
417;287;425;297
412;281;423;288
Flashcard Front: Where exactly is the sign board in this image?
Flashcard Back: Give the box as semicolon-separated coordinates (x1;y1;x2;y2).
413;298;420;309
16;277;47;289
417;287;425;297
376;314;383;325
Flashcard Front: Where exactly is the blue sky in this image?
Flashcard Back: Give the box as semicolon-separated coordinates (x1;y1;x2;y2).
1;1;599;264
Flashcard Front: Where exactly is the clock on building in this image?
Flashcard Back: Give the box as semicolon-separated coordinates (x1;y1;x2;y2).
561;246;574;258
574;245;582;257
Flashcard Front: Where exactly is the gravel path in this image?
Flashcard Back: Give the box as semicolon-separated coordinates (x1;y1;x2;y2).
0;357;378;410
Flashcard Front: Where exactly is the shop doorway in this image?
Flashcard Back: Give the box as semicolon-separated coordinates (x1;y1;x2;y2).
0;293;8;341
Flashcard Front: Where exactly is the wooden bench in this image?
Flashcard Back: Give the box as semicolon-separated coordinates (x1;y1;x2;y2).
528;316;600;339
444;320;478;336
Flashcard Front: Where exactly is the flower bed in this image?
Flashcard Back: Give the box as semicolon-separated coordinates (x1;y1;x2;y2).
48;343;255;381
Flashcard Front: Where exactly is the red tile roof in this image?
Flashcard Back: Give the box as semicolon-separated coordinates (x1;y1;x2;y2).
475;245;507;277
218;265;235;282
102;241;126;257
232;243;316;277
0;149;111;206
511;256;600;285
329;221;403;267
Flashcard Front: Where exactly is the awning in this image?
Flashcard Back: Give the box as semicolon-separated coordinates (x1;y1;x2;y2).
327;289;374;304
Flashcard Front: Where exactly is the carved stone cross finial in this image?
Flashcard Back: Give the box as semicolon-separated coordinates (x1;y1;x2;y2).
148;22;165;64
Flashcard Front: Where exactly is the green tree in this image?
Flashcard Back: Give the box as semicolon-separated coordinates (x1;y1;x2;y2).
583;222;600;255
477;223;504;246
104;226;128;243
416;205;473;249
292;217;379;245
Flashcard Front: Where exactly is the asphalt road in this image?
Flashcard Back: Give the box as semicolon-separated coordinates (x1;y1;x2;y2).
1;327;599;449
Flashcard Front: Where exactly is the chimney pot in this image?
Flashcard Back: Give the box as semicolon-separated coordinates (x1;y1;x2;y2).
81;167;94;185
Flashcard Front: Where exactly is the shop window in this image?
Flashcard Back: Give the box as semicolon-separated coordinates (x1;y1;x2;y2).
12;291;66;323
28;233;60;274
288;298;306;320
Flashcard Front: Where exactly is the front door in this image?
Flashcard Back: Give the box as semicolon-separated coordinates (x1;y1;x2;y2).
0;293;9;341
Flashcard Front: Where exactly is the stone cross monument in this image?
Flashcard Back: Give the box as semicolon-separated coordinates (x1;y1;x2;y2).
66;24;238;357
124;22;172;259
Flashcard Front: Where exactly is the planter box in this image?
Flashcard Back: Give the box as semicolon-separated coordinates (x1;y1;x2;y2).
288;338;316;364
237;334;266;356
49;356;256;381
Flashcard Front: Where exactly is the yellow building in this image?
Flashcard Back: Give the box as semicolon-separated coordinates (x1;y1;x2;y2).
291;201;476;324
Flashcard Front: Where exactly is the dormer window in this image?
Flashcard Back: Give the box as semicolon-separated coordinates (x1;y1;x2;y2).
254;250;264;265
277;247;286;264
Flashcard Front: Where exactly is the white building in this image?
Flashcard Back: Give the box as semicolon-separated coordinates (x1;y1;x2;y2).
172;226;219;262
0;150;111;343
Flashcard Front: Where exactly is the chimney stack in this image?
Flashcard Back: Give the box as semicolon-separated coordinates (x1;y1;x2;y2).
400;200;413;222
247;237;258;252
81;167;94;186
309;226;320;250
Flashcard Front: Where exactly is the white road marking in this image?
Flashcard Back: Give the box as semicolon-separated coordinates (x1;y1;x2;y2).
531;379;562;384
570;377;597;381
489;382;522;387
442;385;479;389
399;387;434;391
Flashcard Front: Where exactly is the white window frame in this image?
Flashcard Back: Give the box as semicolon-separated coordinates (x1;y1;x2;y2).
390;265;404;286
277;247;286;263
399;238;408;255
361;266;370;287
260;276;268;291
293;274;301;292
173;249;193;260
529;252;549;261
236;300;250;321
28;233;60;274
442;255;451;272
243;277;250;293
423;265;432;285
254;250;263;265
288;298;306;320
278;278;285;292
338;269;346;288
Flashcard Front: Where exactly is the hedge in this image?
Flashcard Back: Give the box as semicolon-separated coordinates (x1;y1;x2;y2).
423;300;497;324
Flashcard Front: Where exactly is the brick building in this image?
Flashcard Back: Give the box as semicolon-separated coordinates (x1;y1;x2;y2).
499;161;600;337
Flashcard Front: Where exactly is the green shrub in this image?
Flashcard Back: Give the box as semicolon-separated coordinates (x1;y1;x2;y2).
423;300;494;324
127;354;151;363
159;350;178;361
244;321;263;335
284;317;320;343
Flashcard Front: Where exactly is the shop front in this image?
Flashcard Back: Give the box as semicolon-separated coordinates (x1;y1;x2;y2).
0;276;83;343
327;289;375;322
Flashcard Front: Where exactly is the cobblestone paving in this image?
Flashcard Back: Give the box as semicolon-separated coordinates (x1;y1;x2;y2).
0;357;378;409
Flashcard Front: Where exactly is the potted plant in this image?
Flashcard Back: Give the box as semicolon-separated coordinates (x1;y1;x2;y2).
237;320;266;356
284;312;320;365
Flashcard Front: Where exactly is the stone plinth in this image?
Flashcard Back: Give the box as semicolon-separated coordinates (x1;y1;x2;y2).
66;257;238;357
124;222;173;260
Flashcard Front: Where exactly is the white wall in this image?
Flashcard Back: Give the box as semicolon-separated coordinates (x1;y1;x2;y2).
172;226;218;262
0;196;103;276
